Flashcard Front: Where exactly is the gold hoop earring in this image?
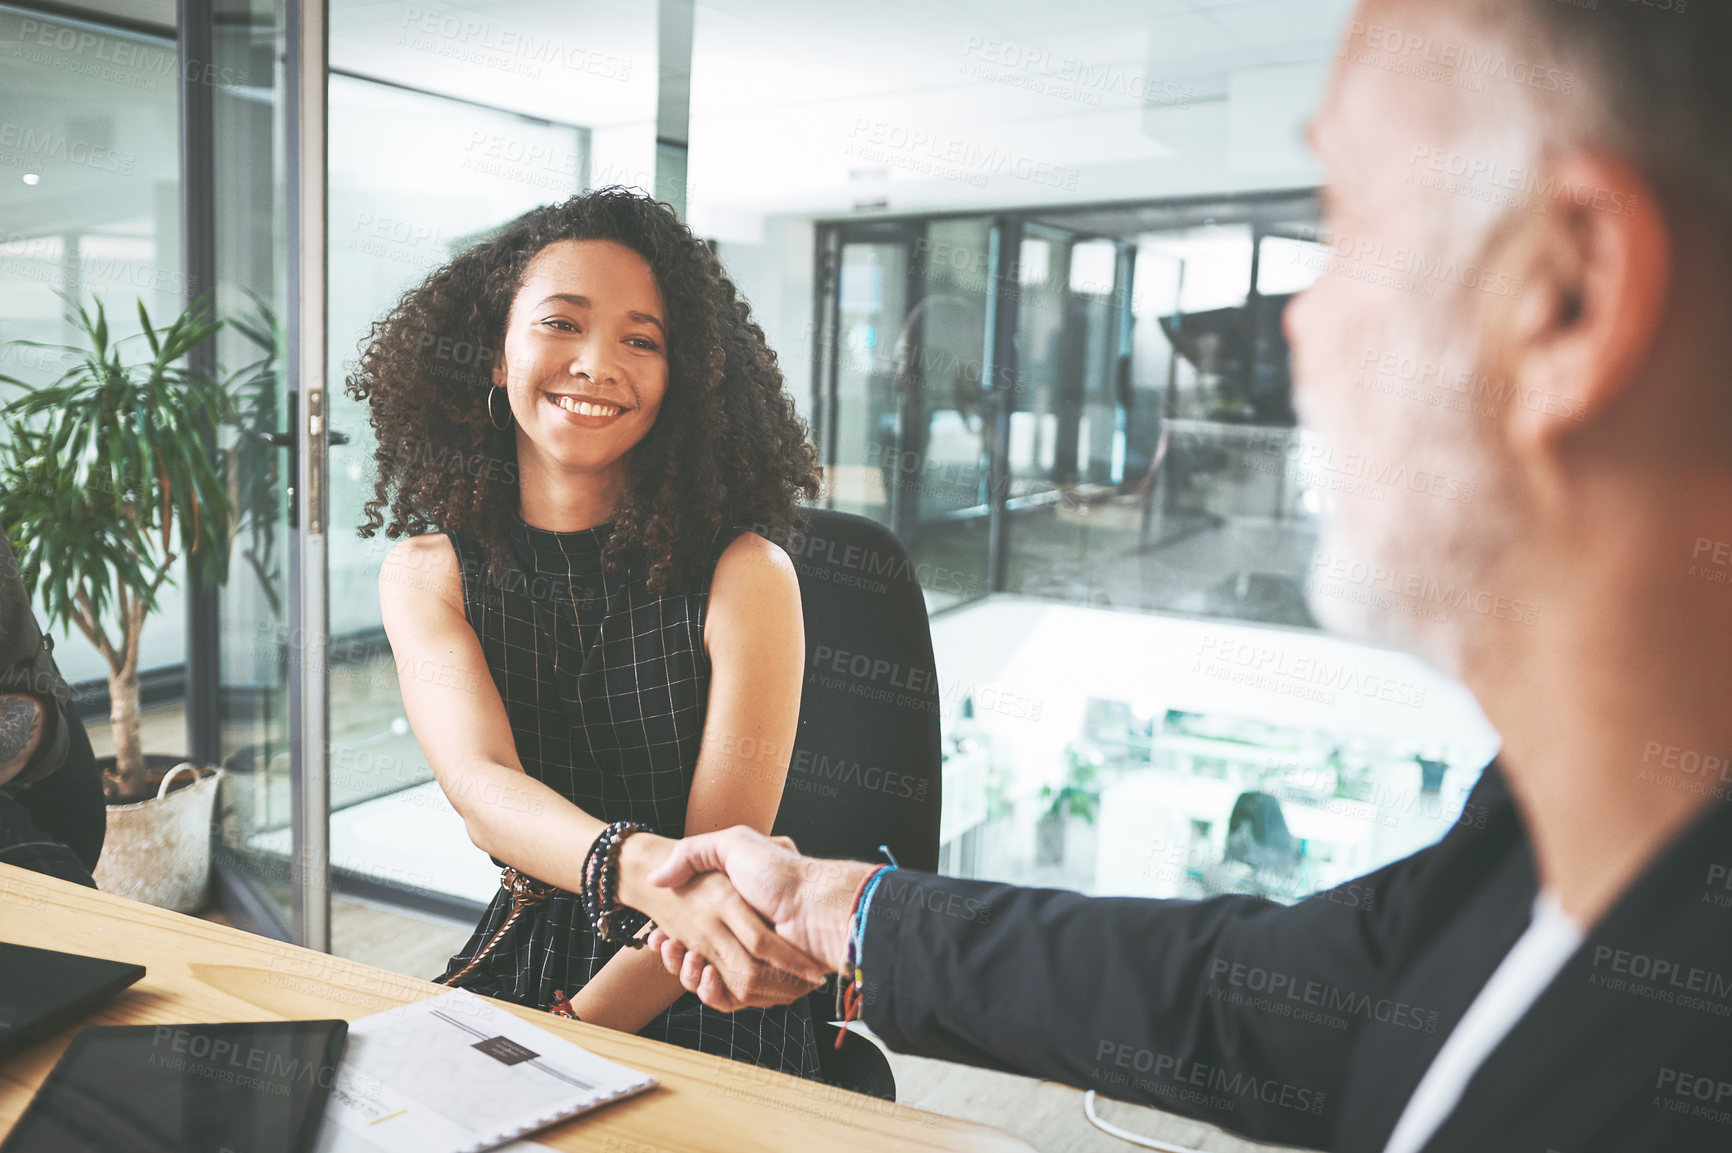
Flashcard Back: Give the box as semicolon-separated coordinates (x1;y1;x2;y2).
487;385;512;430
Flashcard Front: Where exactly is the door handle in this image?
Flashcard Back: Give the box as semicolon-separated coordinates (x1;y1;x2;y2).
256;429;350;447
255;389;349;528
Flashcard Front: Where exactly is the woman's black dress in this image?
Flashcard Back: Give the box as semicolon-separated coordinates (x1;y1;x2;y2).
435;516;820;1079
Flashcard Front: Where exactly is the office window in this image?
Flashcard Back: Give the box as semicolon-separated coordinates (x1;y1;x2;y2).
686;4;1500;909
0;5;186;700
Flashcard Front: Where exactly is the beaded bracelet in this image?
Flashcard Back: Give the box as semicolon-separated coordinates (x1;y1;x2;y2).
834;847;899;1047
582;820;655;947
833;865;882;1033
578;823;611;935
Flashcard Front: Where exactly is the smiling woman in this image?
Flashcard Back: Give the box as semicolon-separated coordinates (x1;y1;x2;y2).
351;187;819;591
345;187;829;1077
495;244;673;527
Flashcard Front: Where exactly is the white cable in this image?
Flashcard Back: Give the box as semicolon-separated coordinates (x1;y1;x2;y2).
1082;1091;1209;1153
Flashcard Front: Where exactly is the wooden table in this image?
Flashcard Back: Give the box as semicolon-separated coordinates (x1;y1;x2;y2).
0;864;1033;1152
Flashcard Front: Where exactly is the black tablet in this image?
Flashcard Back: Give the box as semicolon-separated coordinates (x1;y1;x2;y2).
0;941;145;1061
0;1019;349;1153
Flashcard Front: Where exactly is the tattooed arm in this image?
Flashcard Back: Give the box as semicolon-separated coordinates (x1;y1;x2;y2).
0;693;45;789
0;530;70;792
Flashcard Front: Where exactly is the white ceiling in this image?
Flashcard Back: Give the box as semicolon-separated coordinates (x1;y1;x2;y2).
0;0;1356;252
0;8;179;261
328;0;1357;234
330;0;661;129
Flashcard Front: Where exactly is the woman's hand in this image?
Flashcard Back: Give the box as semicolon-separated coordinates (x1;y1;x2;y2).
617;833;829;1010
639;827;876;1011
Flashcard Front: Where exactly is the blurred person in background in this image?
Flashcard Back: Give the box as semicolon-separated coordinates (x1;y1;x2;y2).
0;529;96;887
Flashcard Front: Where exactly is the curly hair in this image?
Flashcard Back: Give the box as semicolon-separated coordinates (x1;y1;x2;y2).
348;187;820;593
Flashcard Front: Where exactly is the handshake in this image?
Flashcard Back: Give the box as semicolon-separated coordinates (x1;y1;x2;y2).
617;827;882;1012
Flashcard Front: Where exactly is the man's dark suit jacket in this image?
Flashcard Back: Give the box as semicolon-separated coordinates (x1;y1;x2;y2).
860;763;1732;1152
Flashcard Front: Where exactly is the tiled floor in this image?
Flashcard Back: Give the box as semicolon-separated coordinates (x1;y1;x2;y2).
913;496;1322;627
199;891;474;983
884;1051;1307;1153
251;779;500;906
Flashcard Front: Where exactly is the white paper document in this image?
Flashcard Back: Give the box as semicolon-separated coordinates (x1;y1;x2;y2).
313;989;656;1153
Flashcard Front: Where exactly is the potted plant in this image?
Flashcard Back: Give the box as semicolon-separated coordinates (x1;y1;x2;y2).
1036;743;1102;868
0;294;238;913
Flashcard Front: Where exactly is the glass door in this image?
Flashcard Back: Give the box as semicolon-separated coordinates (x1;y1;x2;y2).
828;228;912;525
1001;224;1133;602
819;220;995;611
208;0;297;940
198;0;663;950
0;0;310;943
902;219;993;612
317;77;587;919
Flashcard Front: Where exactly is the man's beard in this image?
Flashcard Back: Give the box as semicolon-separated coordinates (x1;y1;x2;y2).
1305;506;1443;662
1300;336;1514;682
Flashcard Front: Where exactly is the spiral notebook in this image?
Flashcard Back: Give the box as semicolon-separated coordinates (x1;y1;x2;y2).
311;989;655;1153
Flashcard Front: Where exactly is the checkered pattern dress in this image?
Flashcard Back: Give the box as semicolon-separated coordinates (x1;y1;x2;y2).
435;516;821;1079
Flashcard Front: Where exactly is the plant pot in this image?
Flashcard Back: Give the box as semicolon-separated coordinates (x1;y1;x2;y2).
1035;811;1066;867
93;758;223;914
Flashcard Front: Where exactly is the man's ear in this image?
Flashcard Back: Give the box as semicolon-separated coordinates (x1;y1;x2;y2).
1498;151;1671;454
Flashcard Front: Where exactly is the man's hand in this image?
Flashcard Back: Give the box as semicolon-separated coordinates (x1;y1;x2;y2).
643;826;877;1010
0;693;44;789
614;832;831;1011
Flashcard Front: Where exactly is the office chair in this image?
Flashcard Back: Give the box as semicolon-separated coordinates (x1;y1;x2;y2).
771;509;943;1102
1223;790;1300;878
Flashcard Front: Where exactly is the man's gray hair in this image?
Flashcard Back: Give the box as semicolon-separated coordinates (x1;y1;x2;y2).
1481;0;1732;220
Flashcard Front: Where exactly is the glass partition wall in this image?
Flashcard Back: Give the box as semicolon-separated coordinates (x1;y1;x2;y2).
0;3;189;695
814;194;1333;621
813;196;1498;901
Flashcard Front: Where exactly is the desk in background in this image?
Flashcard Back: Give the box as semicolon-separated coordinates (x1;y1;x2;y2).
0;863;1032;1152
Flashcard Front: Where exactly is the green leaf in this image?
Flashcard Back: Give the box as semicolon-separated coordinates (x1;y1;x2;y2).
138;297;160;358
0;291;241;662
87;296;109;361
